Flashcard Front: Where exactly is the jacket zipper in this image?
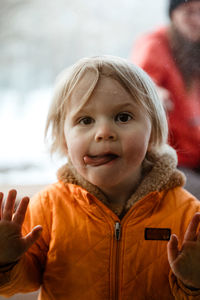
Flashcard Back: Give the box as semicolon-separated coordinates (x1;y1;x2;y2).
114;221;121;300
115;222;121;241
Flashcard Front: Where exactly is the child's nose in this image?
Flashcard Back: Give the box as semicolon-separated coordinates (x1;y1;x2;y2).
95;123;117;142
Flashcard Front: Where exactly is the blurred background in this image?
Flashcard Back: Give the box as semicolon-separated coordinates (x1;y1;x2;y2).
0;0;168;299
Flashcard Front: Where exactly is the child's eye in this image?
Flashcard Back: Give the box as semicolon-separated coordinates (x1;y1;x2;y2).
79;117;94;125
115;113;132;123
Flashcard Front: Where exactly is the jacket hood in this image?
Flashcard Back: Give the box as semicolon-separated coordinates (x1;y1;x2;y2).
57;146;185;216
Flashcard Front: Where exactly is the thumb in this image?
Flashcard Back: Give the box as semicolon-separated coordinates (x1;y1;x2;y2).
167;234;179;266
23;225;43;251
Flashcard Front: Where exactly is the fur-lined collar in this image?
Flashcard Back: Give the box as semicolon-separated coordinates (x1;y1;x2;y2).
57;147;185;217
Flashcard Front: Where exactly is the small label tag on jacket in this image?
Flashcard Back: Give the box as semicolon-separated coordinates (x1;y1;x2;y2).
144;228;171;241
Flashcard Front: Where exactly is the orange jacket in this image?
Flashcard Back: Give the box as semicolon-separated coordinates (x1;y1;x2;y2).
131;27;200;168
0;150;200;299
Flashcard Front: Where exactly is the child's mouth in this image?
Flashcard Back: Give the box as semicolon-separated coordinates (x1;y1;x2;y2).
83;153;119;166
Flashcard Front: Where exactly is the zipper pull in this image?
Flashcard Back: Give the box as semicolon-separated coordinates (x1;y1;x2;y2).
115;222;121;241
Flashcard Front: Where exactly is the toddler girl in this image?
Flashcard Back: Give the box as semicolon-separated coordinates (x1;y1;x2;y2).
0;56;200;299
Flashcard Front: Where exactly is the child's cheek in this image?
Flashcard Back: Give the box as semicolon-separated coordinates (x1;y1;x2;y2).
67;137;85;168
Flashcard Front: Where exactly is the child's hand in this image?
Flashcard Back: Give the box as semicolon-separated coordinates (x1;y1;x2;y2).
168;212;200;289
0;190;42;266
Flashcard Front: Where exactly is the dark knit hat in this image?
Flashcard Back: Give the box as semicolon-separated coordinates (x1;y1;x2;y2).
169;0;198;16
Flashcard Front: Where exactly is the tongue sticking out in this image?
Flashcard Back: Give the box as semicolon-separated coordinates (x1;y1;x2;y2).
84;154;118;166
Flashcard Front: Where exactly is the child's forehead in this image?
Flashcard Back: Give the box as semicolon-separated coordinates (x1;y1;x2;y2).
70;73;134;104
67;74;146;117
69;70;97;100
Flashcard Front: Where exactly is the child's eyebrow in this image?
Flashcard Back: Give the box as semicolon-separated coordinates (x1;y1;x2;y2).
70;101;137;118
69;107;90;121
112;102;138;110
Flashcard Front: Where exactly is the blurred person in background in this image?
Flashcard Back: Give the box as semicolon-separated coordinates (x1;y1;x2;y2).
131;0;200;198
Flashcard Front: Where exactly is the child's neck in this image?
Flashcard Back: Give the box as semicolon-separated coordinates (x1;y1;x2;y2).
101;169;142;206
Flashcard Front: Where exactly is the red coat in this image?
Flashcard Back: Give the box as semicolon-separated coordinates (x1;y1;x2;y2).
131;27;200;168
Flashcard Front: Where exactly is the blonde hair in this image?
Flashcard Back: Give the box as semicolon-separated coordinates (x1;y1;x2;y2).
45;55;168;156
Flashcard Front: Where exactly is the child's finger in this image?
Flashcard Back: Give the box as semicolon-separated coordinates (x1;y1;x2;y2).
23;225;43;251
0;192;3;219
196;225;200;241
2;190;17;221
167;234;179;265
183;212;200;242
12;197;29;225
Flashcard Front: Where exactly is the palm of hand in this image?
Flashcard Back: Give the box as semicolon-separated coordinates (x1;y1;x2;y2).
0;220;26;264
0;190;42;266
168;213;200;289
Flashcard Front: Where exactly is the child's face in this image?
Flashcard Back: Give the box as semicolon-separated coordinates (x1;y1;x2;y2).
64;76;151;194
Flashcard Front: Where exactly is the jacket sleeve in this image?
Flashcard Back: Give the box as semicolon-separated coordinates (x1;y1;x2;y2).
169;271;200;299
130;33;169;87
0;191;51;297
